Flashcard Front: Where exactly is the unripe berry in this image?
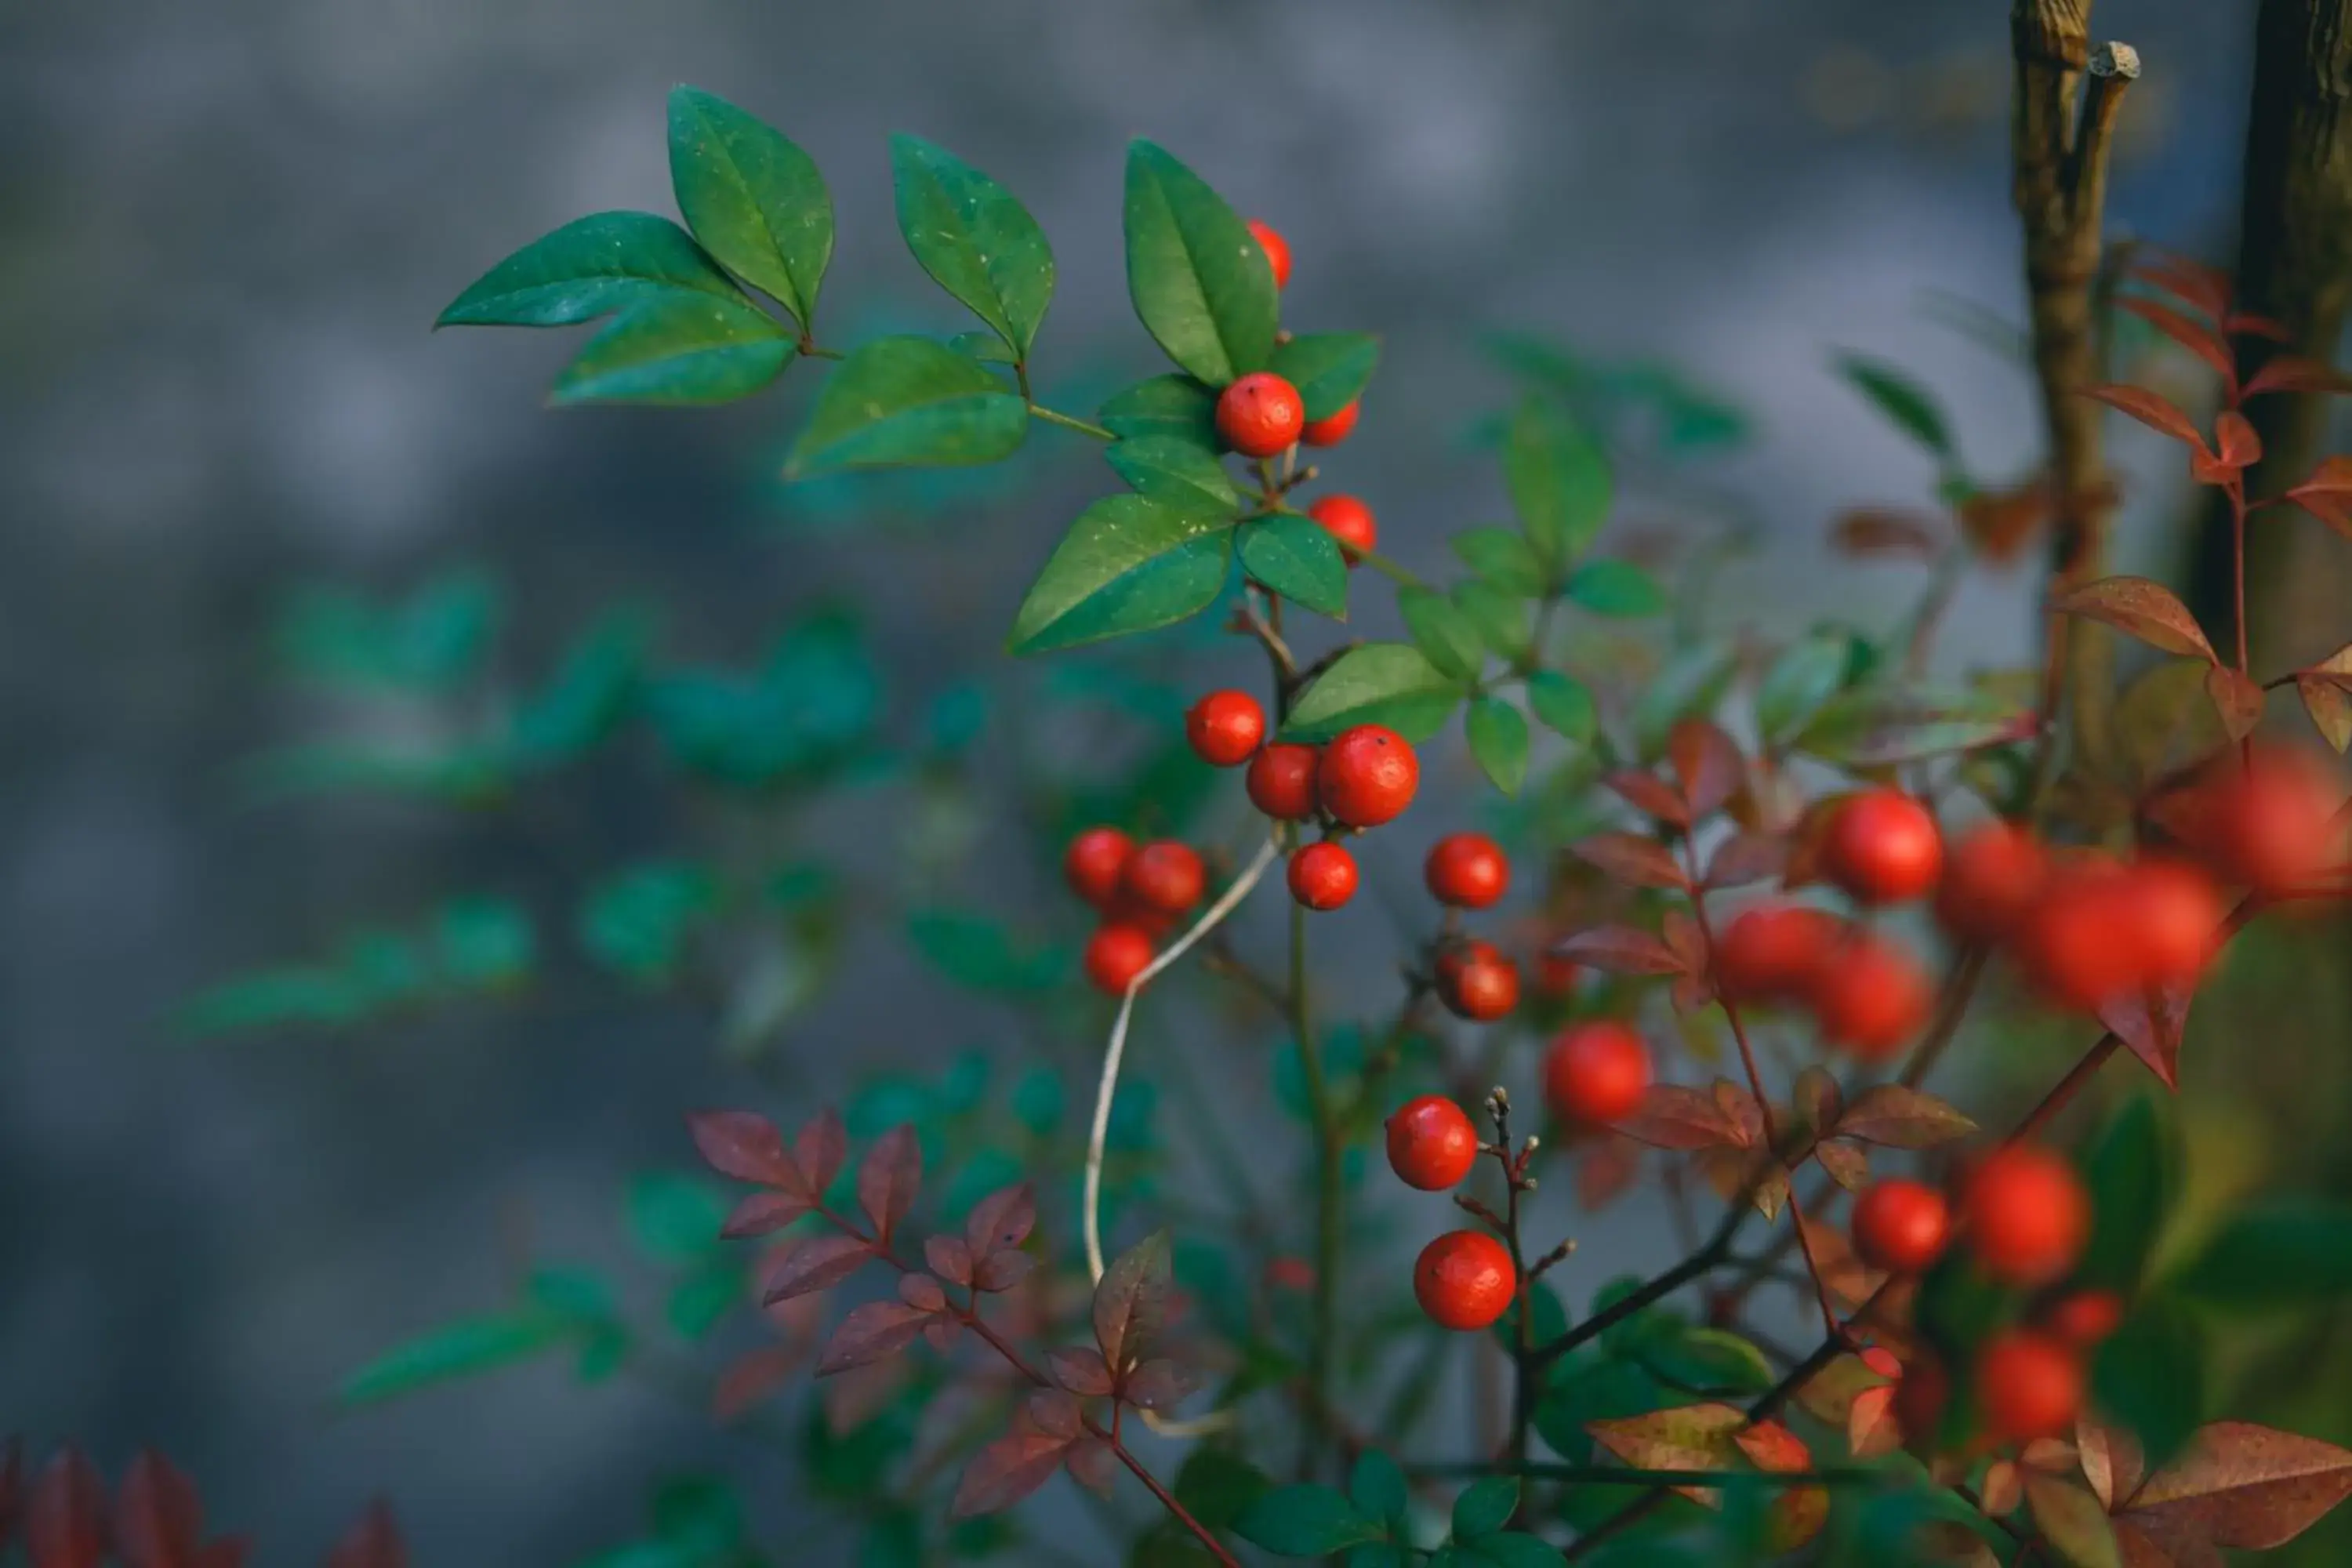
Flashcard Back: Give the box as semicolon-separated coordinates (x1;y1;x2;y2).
1714;904;1842;1004
1215;372;1305;458
1435;939;1520;1022
1813;935;1931;1061
1936;821;2049;943
2016;861;2140;1011
1247;742;1321;820
1246;219;1291;290
2043;1289;2125;1348
1064;827;1134;909
1975;1330;2084;1443
1185;689;1266;767
1307;495;1377;562
1850;1180;1950;1274
1542;1021;1652;1125
1319;725;1419;826
1084;924;1155;995
1301;399;1359;447
1822;789;1944;905
1385;1095;1479;1191
1288;841;1359;911
1962;1145;2089;1286
1413;1229;1516;1330
1425;833;1510;909
1122;840;1205;916
2121;857;2223;988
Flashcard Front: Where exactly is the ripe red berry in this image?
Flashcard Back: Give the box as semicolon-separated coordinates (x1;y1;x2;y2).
1536;952;1581;997
1714;904;1842;1004
1414;1229;1517;1330
1064;827;1134;909
1385;1094;1480;1191
1812;935;1931;1060
1307;495;1377;562
1084;924;1155;994
1301;399;1360;447
1288;841;1359;911
1435;939;1521;1022
1215;372;1305;458
1935;821;2049;943
1542;1021;1652;1125
1264;1254;1314;1292
1975;1330;2085;1443
1425;833;1510;909
2016;861;2140;1011
1122;840;1205;916
1850;1180;1950;1274
1185;689;1266;768
2043;1289;2125;1348
1246;219;1291;290
2121;857;2223;988
1821;789;1944;905
1247;742;1321;820
2208;747;2343;898
1962;1145;2089;1286
1319;725;1419;827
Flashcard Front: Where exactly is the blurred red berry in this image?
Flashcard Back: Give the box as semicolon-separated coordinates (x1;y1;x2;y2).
1247;742;1321;820
1385;1095;1480;1191
1123;840;1205;915
1264;1254;1315;1292
1542;1021;1652;1125
1715;904;1842;1004
1813;935;1931;1060
2017;860;2140;1011
1976;1330;2084;1443
2122;857;2224;988
1215;372;1305;457
1307;495;1377;562
2043;1289;2125;1348
1936;821;2050;943
1536;952;1581;997
1851;1180;1950;1274
1822;789;1944;905
1436;939;1520;1022
1064;827;1134;909
1319;725;1419;826
1246;219;1291;290
1963;1145;2089;1286
2207;746;2343;898
1414;1230;1516;1330
1185;689;1266;767
1084;924;1155;994
1301;399;1359;446
1288;841;1359;911
1425;833;1510;908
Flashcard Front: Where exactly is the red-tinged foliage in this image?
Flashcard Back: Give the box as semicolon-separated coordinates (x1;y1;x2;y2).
2051;575;2218;662
1831;1084;1978;1148
1570;831;1688;890
2288;455;2352;539
2118;293;2236;382
1704;832;1787;891
1123;1359;1199;1411
1574;1134;1643;1212
816;1300;932;1377
965;1183;1036;1258
1047;1346;1114;1397
1615;1081;1755;1151
323;1501;407;1568
1667;718;1745;820
1958;478;2062;565
2228;311;2295;343
2085;383;2210;452
2243;354;2352;398
713;1342;808;1422
115;1453;206;1568
1601;768;1690;826
857;1123;923;1243
2098;978;2195;1091
720;1189;810;1239
27;1446;107;1568
2112;1422;2352;1559
898;1273;948;1313
686;1110;803;1190
1092;1232;1172;1385
1830;507;1943;558
2129;252;2233;319
1550;924;1686;977
950;1420;1076;1519
764;1233;875;1305
2192;410;2262;484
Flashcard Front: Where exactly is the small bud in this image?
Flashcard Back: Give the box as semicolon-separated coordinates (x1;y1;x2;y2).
1523;1134;1543;1154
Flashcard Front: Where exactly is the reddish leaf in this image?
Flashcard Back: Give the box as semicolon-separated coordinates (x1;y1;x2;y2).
2287;456;2352;540
114;1454;201;1568
1792;1351;1893;1427
2118;1421;2352;1553
1815;1140;1871;1192
1850;1384;1902;1458
2205;666;2264;742
2085;384;2210;453
2024;1475;2122;1568
1093;1232;1172;1375
2227;312;2295;343
1065;1439;1116;1497
1553;924;1686;977
857;1125;922;1243
949;1428;1076;1519
763;1234;875;1305
1616;1084;1751;1150
1669;720;1746;819
687;1111;802;1191
1027;1389;1083;1439
924;1235;975;1288
1589;1405;1745;1505
1714;1080;1766;1145
2098;982;2194;1091
1577;1137;1642;1211
323;1501;407;1568
964;1184;1037;1257
720;1190;810;1240
815;1301;931;1377
1833;1085;1978;1148
1124;1359;1200;1411
2244;354;2349;398
1735;1420;1811;1473
2080;1421;2147;1512
2052;576;2217;663
898;1273;948;1313
823;1357;913;1432
2298;673;2352;754
712;1345;804;1421
1791;1066;1842;1135
796;1107;849;1194
1047;1346;1115;1398
27;1447;106;1568
1572;831;1689;890
1795;1210;1882;1307
1603;770;1692;827
1705;832;1787;890
2119;296;2234;382
924;1317;963;1354
1;1438;21;1548
2193;412;2263;484
1959;480;2060;565
1831;507;1944;558
2129;255;2231;318
973;1249;1036;1294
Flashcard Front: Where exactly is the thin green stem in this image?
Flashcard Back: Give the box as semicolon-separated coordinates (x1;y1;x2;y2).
801;343;845;361
1352;547;1427;590
1030;403;1116;441
1290;894;1342;1481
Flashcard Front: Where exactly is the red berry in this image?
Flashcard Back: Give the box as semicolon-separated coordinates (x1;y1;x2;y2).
2016;860;2140;1011
2121;857;2223;988
1302;399;1360;447
1962;1145;2089;1286
1536;952;1581;997
1935;821;2049;942
1064;827;1134;909
1104;890;1179;939
1714;904;1842;1004
1247;219;1291;290
1319;725;1419;827
1264;1254;1314;1292
1288;841;1359;911
1975;1330;2084;1443
1084;924;1155;994
1122;840;1206;916
1413;1230;1516;1330
1385;1094;1480;1191
1215;372;1305;458
1247;742;1321;820
1186;689;1267;768
1307;495;1377;562
2043;1289;2125;1348
1812;935;1931;1060
1542;1021;1652;1125
1425;833;1510;909
1822;789;1944;905
1850;1180;1950;1274
1435;939;1521;1022
2208;747;2343;898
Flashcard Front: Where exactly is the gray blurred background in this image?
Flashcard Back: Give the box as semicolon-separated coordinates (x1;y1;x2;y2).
0;0;2258;1560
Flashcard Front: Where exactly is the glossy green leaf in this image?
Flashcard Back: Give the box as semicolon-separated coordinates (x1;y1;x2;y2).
789;337;1029;477
552;292;793;405
2076;1094;2178;1295
1565;559;1666;618
339;1311;569;1404
1637;1327;1774;1395
1467;695;1530;795
1504;398;1611;575
890;134;1054;358
1237;515;1348;617
1282;643;1465;743
668;86;833;326
1232;1485;1383;1557
1270;332;1379;421
2091;1295;2204;1468
1452;528;1546;595
439;211;741;328
1835;354;1955;463
627;1172;733;1265
1399;587;1484;681
1453;580;1530;661
2172;1198;2352;1305
1122;140;1278;385
1174;1449;1275;1531
1008;494;1234;654
1452;1477;1520;1540
1348;1452;1410;1533
1100;375;1219;446
1632;643;1738;758
1756;634;1851;746
947;330;1016;365
1526;670;1598;742
1107;437;1240;516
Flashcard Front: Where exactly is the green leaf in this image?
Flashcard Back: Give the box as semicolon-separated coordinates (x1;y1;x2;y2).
947;330;1017;365
1451;528;1546;595
627;1171;733;1265
1101;375;1219;446
434;896;535;990
906;909;1061;995
2090;1296;2203;1469
1466;695;1530;795
1835;354;1955;463
1107;437;1241;516
339;1311;569;1404
1008;494;1234;654
579;862;717;985
1452;1477;1520;1540
2172;1197;2352;1305
1232;1485;1383;1557
2076;1094;2178;1296
1632;643;1737;759
1283;644;1465;743
1348;1452;1410;1532
1796;684;2027;768
1341;1548;1407;1568
1564;560;1666;618
1504;399;1611;576
1463;1534;1564;1567
1452;580;1530;661
1174;1449;1274;1531
889;134;1054;359
1238;516;1348;617
1756;634;1851;746
1270;332;1380;422
438;211;742;328
552;292;793;405
1526;670;1597;742
1399;588;1485;681
1636;1327;1774;1395
789;336;1029;477
507;608;649;764
1122;140;1278;385
667;86;833;327
666;1267;743;1342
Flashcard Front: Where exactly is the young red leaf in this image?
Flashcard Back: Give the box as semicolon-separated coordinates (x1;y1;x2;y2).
763;1234;875;1305
1616;1084;1751;1150
1577;1136;1642;1211
1124;1359;1200;1411
2287;456;2352;539
1552;924;1686;977
2129;255;2231;318
1027;1389;1083;1439
2118;295;2235;383
924;1316;963;1354
2078;1421;2147;1512
1814;1140;1870;1192
857;1124;922;1242
924;1235;975;1287
2298;673;2352;753
1830;507;1944;558
1791;1351;1893;1427
323;1501;407;1568
1047;1346;1115;1398
949;1427;1076;1519
897;1273;948;1314
973;1249;1036;1294
712;1344;804;1422
1668;719;1745;819
1704;832;1787;890
1832;1085;1978;1148
27;1447;106;1568
2206;666;2265;742
2085;384;2210;454
1959;480;2060;564
1714;1079;1766;1145
1602;770;1692;827
1850;1382;1902;1459
2052;576;2217;663
720;1190;811;1240
1791;1066;1842;1134
114;1454;201;1568
2096;981;2194;1091
815;1300;931;1377
2193;411;2262;483
1733;1420;1811;1474
1571;831;1690;891
1092;1231;1172;1375
964;1184;1037;1257
796;1107;849;1195
2243;354;2352;398
2228;312;2294;342
687;1111;802;1191
1065;1439;1116;1498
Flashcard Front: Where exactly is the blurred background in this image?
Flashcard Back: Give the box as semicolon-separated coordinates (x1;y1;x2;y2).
2;0;2315;1563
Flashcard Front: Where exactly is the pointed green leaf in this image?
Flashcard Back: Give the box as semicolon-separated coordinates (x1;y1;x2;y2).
339;1311;569;1404
1238;515;1348;616
1009;495;1234;654
2077;1094;2178;1296
667;86;833;326
1399;587;1484;681
438;211;741;328
1271;332;1380;421
947;330;1017;365
1504;399;1611;575
1283;643;1464;743
1637;1327;1775;1395
1233;1485;1383;1557
1122;140;1278;385
889;134;1054;359
789;336;1029;476
1835;354;1955;463
1107;437;1240;515
1454;580;1530;661
1452;528;1546;595
1348;1452;1410;1532
1452;1476;1521;1540
1564;559;1666;618
1463;1534;1564;1568
2091;1297;2204;1470
1526;670;1597;742
551;292;793;405
1466;696;1530;795
1756;633;1851;746
1100;374;1219;445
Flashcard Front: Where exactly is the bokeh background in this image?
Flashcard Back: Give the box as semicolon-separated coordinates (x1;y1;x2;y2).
0;0;2297;1562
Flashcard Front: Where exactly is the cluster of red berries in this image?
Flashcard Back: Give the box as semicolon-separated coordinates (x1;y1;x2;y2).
1213;220;1365;460
1421;832;1530;1022
1380;1095;1519;1331
1064;827;1208;995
